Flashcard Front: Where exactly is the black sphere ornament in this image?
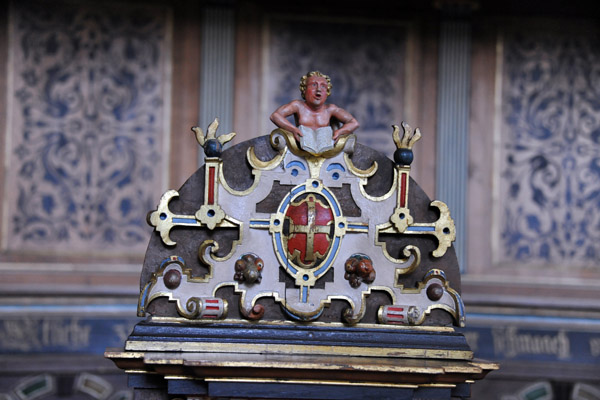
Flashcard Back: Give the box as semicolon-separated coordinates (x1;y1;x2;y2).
164;269;182;290
394;148;414;166
426;283;444;301
204;139;223;157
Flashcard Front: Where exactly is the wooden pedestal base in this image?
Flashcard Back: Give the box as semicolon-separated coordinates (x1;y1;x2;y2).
105;318;498;399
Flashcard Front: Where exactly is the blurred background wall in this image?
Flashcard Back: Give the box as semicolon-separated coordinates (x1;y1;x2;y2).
0;1;599;399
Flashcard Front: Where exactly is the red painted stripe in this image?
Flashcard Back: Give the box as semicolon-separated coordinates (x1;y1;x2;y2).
400;173;407;208
387;314;405;319
208;167;215;204
206;299;219;304
206;306;220;310
388;307;405;312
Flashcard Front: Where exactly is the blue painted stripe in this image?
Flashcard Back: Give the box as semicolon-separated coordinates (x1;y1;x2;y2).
160;255;184;269
285;161;306;170
457;298;465;318
275;232;297;274
279;185;306;213
250;220;270;227
292;185;306;196
139;284;150;312
282;306;324;322
321;187;341;216
173;217;198;225
301;286;308;303
326;163;345;172
348;224;368;231
425;269;446;280
407;226;435;232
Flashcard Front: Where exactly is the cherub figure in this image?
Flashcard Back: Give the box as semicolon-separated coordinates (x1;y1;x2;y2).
270;71;359;148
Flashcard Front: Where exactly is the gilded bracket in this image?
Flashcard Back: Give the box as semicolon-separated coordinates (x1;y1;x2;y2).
138;255;228;319
375;123;456;258
378;200;456;258
378;268;465;327
147;190;239;246
147;119;241;246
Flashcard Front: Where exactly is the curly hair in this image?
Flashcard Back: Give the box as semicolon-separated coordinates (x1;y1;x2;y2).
299;71;332;99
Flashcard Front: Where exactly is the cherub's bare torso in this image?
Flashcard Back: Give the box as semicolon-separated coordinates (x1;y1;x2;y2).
292;101;342;131
270;75;359;142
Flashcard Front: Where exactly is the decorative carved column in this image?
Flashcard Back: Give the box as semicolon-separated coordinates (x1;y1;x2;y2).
199;6;235;165
435;4;475;270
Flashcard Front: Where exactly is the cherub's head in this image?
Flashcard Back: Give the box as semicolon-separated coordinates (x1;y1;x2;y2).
299;71;332;100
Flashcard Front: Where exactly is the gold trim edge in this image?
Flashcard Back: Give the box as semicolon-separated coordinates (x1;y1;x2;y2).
146;316;455;332
204;377;425;389
124;340;473;360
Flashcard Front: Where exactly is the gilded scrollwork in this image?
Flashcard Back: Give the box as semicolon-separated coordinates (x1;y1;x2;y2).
140;119;463;327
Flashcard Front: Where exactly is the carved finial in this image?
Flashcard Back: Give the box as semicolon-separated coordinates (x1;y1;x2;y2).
392;121;421;150
392;122;421;166
191;118;236;157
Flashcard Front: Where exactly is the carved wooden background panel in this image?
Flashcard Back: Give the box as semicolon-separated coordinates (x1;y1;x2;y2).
2;2;171;256
494;25;600;269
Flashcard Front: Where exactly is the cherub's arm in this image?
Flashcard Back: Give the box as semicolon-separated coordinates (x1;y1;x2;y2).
330;105;359;140
270;101;303;140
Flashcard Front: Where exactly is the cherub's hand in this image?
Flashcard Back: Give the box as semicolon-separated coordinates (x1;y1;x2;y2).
293;128;303;142
332;130;346;141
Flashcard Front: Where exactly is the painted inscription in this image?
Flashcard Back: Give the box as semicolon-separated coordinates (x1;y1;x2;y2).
590;337;600;357
461;323;600;365
0;317;139;354
492;327;571;360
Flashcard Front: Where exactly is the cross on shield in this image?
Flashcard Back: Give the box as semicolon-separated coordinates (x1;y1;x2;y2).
285;194;334;268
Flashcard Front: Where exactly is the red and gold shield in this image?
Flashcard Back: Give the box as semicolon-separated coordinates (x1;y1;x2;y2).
285;194;334;268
